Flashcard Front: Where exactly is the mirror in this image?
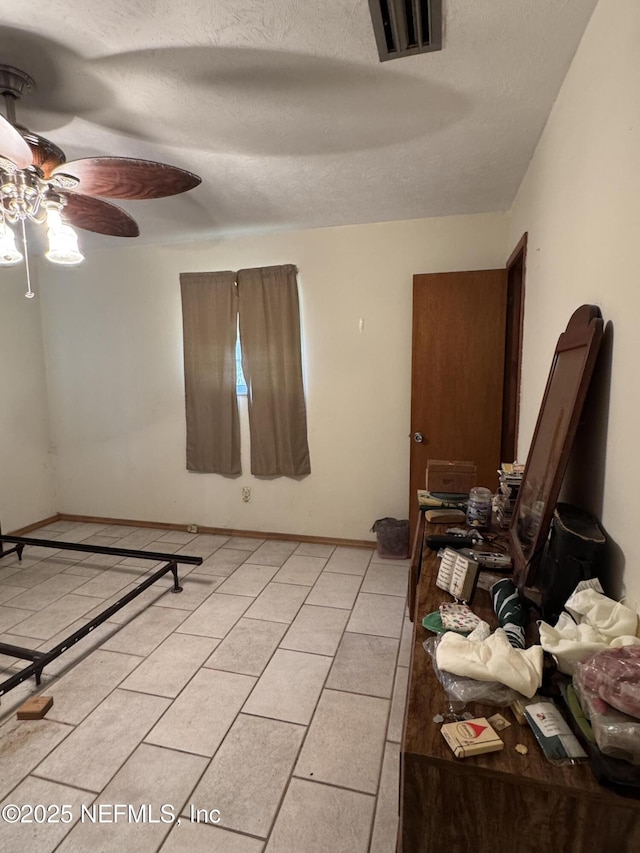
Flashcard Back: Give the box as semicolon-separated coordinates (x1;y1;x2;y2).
510;304;604;589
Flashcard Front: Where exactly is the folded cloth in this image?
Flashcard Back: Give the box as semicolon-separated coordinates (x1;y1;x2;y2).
435;627;543;698
467;621;491;642
565;590;639;639
539;590;640;675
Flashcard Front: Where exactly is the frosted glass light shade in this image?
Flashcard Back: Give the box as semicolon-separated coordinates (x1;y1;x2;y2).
0;221;23;264
46;223;84;265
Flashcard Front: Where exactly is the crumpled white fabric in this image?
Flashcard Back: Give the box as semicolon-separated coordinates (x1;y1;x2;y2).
467;620;491;642
435;627;543;698
539;590;640;675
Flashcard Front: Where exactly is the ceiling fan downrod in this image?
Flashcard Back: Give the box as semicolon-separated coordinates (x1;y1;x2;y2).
0;65;34;122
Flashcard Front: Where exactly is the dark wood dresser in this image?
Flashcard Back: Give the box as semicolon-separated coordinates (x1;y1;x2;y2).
399;531;640;852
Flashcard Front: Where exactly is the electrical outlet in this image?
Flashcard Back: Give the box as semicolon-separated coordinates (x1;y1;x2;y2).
187;524;199;534
241;487;252;503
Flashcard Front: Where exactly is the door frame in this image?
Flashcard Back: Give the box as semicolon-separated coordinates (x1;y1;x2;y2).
500;232;527;463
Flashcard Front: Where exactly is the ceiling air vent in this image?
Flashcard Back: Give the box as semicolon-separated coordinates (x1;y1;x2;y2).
369;0;442;62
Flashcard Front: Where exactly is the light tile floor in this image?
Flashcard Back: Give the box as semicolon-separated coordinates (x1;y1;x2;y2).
0;520;412;852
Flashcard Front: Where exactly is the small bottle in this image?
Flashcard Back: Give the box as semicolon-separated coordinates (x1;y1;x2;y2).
466;487;492;530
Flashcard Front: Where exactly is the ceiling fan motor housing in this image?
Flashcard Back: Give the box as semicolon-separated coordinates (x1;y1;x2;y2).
0;65;34;102
0;64;66;174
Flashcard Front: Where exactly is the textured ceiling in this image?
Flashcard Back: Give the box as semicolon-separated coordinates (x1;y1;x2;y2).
0;0;597;246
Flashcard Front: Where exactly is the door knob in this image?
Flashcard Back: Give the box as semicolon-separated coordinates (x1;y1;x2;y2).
413;432;425;443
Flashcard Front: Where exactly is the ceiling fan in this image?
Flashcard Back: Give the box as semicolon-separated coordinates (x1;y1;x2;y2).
0;63;201;270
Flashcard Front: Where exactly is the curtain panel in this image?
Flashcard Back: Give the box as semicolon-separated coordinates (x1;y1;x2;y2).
180;271;241;475
237;264;311;477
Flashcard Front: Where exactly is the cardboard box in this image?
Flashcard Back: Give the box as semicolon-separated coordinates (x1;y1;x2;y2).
426;460;476;495
440;717;504;758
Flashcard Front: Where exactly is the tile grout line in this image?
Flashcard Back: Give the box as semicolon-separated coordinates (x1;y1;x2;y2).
366;595;409;851
134;537;334;838
3;527;397;852
0;528;235;824
260;549;381;853
192;547;371;849
152;543;322;851
26;662;172;794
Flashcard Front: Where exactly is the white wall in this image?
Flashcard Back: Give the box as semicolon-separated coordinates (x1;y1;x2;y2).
0;264;56;531
38;213;506;541
508;0;640;600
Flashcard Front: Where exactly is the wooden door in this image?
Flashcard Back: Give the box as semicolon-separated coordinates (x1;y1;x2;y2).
409;270;507;536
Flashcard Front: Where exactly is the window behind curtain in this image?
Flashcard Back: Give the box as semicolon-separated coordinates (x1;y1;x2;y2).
180;264;310;477
235;318;247;396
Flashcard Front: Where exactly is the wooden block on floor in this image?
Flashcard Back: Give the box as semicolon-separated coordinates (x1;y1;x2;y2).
17;696;54;720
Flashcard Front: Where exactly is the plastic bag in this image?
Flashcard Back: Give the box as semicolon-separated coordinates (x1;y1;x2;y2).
576;645;640;719
423;635;520;707
573;677;640;765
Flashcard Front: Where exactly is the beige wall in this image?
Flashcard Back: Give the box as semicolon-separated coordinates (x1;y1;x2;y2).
508;0;640;601
5;0;634;602
38;213;507;541
0;265;56;532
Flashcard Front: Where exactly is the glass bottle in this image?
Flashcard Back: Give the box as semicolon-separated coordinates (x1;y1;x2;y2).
466;486;492;530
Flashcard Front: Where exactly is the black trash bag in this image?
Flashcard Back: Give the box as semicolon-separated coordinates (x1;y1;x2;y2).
371;517;410;560
540;502;606;624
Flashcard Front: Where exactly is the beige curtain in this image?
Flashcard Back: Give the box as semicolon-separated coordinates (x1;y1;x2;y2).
237;264;311;476
180;271;241;475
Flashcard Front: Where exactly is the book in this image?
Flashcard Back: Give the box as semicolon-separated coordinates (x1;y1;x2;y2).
524;701;588;763
495;465;524;528
500;462;525;477
441;717;504;758
435;547;480;602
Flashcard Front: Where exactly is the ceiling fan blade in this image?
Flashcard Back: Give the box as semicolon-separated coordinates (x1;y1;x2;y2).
17;128;66;177
60;192;140;237
0;114;33;169
51;157;201;200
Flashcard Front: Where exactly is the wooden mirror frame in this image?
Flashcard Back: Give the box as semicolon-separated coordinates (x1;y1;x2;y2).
510;304;604;589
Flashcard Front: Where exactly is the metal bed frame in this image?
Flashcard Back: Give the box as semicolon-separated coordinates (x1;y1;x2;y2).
0;529;203;699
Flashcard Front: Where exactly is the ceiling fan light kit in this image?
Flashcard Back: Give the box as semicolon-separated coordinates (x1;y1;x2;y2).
0;63;201;297
0;216;21;263
44;206;84;265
